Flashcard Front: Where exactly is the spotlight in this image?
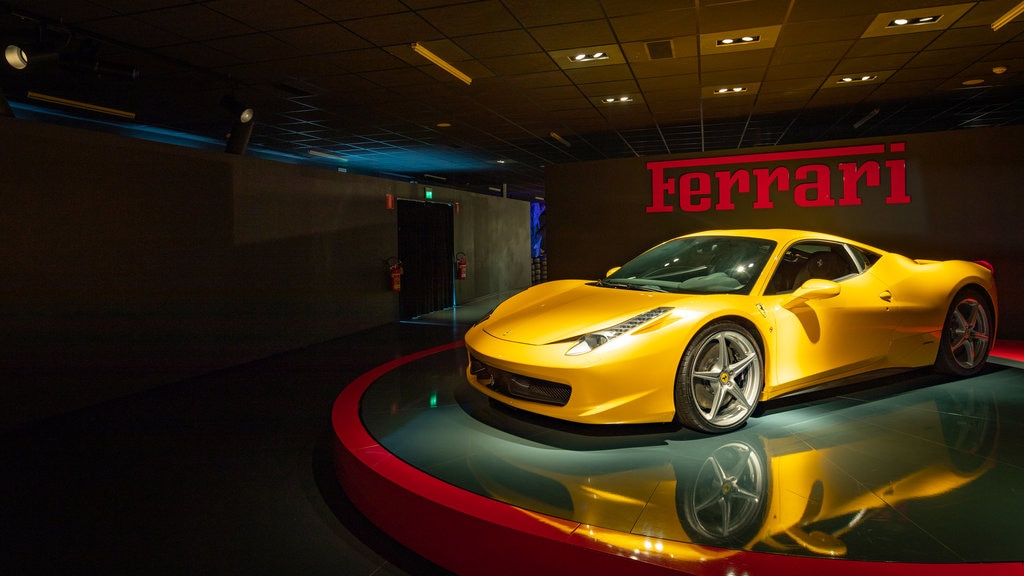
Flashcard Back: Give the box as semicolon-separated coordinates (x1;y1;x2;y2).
4;45;28;70
4;44;62;70
222;95;255;154
221;94;254;124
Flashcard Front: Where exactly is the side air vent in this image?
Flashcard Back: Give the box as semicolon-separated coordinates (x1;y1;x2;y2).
645;40;675;60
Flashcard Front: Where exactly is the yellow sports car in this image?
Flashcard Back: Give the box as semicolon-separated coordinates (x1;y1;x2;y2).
465;229;997;433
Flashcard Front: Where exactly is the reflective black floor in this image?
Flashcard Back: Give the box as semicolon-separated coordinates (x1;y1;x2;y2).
362;347;1024;564
0;321;466;576
2;289;1021;575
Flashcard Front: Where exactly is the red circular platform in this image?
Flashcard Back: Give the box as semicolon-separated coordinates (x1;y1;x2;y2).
332;341;1023;576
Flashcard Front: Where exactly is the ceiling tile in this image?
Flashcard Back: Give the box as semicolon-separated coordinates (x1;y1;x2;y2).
609;9;697;43
205;0;329;30
638;74;701;94
341;11;442;45
297;0;409;20
907;45;995;68
601;0;690;18
566;63;634;85
846;32;942;58
135;4;253;41
760;77;827;93
835;53;916;74
529;20;617;51
771;41;855;65
765;60;839;82
700;0;792;34
777;15;877;46
419;1;520;36
454;29;542;58
205;33;304;64
700;50;773;73
271;23;372;54
630;56;700;79
76;15;184;48
481;53;560;75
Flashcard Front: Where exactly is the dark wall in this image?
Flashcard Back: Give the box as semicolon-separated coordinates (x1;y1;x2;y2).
0;117;530;425
545;126;1024;338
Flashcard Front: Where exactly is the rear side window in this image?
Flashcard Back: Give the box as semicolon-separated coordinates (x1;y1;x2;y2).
850;245;882;270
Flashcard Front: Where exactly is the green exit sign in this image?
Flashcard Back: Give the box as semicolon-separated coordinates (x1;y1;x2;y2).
425;188;433;200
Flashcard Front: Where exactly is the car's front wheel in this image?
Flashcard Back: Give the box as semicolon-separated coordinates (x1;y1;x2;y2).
675;322;764;434
935;287;994;376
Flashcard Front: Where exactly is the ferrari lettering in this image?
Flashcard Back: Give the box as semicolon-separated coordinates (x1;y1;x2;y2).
646;143;908;213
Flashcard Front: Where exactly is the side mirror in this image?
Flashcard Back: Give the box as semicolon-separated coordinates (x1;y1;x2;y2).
605;266;621;278
782;278;840;309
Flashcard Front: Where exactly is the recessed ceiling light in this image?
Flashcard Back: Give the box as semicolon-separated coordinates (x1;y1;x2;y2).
601;96;634;104
436;122;451;128
962;78;985;86
569;51;609;63
887;15;941;27
714;87;747;94
838;75;878;84
716;34;760;47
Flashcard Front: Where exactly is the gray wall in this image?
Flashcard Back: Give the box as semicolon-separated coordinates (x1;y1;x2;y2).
0;117;530;425
546;125;1024;339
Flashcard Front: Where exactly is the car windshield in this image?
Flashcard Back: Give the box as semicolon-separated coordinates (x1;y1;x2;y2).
601;236;776;295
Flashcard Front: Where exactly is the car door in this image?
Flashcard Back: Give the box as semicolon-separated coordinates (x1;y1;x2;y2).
761;241;896;393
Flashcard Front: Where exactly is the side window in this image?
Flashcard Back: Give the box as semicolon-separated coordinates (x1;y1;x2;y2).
850;245;881;271
765;241;860;295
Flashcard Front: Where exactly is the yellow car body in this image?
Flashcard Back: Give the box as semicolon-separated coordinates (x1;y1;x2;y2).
465;229;997;433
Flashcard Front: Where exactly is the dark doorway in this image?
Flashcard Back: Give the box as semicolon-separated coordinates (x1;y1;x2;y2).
397;199;454;321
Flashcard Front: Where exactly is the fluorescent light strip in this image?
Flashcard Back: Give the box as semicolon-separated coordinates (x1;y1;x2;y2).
549;131;571;147
411;42;472;85
308;149;348;161
992;1;1024;31
27;91;136;119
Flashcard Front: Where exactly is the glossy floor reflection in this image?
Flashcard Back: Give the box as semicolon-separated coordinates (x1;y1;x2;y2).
361;348;1024;565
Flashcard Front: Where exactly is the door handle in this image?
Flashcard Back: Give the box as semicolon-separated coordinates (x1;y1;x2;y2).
879;290;892;302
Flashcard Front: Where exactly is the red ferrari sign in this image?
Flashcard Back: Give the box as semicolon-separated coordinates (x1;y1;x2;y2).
646;143;908;213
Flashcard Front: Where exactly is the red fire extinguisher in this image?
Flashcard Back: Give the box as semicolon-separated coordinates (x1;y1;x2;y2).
456;252;467;280
387;257;403;292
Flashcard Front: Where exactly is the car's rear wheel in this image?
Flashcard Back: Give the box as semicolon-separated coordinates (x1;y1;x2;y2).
935;288;994;376
675;322;763;434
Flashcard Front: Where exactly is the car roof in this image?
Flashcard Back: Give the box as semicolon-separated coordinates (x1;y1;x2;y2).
682;228;881;251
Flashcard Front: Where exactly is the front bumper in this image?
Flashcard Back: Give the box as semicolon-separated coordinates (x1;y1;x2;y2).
464;328;682;425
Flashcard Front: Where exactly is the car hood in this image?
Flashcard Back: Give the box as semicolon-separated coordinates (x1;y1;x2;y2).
482;281;678;345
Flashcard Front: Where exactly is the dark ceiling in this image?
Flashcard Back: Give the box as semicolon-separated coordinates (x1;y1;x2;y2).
2;0;1024;201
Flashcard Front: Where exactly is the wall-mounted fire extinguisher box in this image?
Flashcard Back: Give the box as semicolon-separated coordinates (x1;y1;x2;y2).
387;257;403;292
456;252;467;280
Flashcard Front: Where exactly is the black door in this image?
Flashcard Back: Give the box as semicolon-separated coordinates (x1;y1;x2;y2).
397;199;454;321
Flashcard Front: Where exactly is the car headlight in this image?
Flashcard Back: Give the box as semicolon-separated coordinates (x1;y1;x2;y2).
566;307;673;356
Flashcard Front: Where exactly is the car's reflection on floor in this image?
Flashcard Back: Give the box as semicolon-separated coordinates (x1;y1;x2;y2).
361;348;1021;564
